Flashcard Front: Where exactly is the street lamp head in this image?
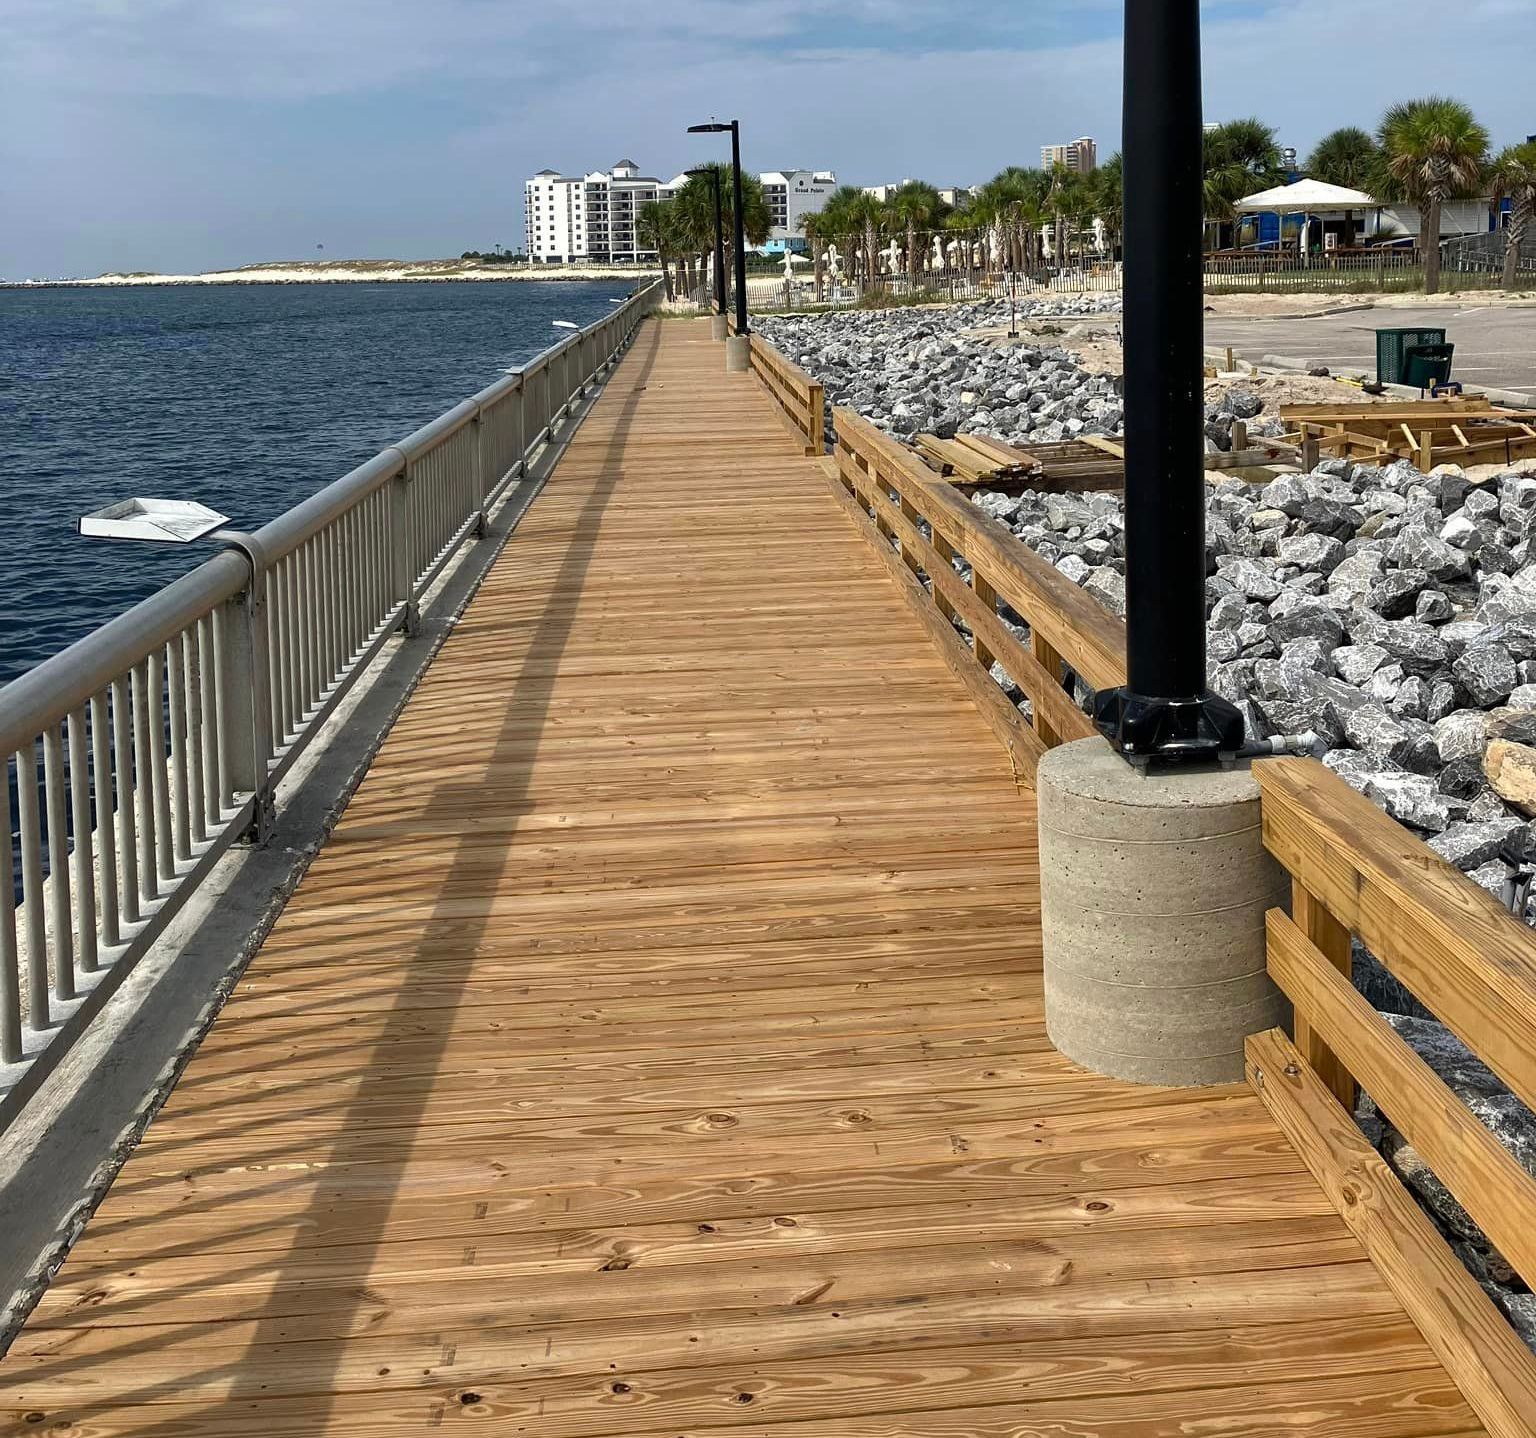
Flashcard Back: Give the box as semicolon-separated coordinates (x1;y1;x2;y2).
686;122;732;134
683;166;714;178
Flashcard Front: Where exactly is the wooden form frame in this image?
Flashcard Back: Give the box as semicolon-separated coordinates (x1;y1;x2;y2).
1280;399;1536;473
828;404;1126;782
1250;756;1536;1438
727;319;825;455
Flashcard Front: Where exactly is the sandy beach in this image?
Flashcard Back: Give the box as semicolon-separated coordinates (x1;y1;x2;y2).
8;257;658;287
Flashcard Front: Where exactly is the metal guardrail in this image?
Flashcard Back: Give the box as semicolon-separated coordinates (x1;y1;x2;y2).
0;278;663;1121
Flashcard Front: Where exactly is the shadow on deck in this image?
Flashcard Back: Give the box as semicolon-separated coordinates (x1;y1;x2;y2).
0;320;1488;1436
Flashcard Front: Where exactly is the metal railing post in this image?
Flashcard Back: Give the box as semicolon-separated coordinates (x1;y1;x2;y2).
472;407;489;538
510;378;526;478
214;534;275;842
389;458;420;637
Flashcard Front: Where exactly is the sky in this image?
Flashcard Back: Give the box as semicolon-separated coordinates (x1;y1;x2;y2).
3;0;1534;279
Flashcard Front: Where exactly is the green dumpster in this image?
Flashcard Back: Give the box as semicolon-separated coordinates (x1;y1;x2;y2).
1402;343;1455;391
1376;327;1447;384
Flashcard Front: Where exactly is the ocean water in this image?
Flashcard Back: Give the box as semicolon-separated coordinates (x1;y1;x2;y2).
0;280;636;686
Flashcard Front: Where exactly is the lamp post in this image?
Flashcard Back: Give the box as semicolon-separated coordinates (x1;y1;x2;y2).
687;119;750;371
685;164;729;341
1090;0;1242;766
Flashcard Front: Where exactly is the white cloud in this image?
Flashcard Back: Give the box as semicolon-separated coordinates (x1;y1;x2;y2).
3;0;1533;275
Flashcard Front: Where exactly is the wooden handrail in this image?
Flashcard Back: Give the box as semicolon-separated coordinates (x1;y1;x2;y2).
834;407;1127;693
825;404;1126;780
1249;755;1536;1438
1256;756;1536;1117
726;319;825;456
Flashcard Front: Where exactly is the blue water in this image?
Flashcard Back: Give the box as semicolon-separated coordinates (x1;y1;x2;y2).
0;280;635;686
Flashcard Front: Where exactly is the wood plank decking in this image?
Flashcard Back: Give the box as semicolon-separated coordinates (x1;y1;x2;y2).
0;319;1486;1436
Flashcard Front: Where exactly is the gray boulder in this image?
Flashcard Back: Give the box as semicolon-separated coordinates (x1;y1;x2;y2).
1453;644;1518;707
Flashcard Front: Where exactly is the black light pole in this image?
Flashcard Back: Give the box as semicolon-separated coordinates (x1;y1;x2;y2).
685;165;727;316
1091;0;1242;766
687;119;749;336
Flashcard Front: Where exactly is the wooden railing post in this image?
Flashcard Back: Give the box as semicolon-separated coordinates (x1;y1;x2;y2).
807;380;825;455
1290;879;1355;1111
1031;631;1065;747
931;533;958;623
972;573;997;670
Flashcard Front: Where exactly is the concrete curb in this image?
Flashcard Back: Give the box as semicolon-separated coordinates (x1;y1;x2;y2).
1254;350;1532;408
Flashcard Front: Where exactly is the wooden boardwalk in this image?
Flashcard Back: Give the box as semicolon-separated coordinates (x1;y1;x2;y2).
0;320;1486;1435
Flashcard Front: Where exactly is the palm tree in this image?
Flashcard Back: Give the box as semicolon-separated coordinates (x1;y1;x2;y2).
797;210;828;302
1089;153;1124;258
1203;118;1285;247
1489;140;1536;291
1306;127;1380;189
851;191;887;285
1377;96;1489;293
809;185;866;283
635;200;679;301
975;167;1049;275
887;181;946;284
1303;128;1381;248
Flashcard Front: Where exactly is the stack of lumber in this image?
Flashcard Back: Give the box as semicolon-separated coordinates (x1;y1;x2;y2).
913;432;1039;481
914;432;1126;492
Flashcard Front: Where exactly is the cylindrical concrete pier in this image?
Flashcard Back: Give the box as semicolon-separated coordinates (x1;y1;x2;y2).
710;314;728;342
725;334;750;372
1037;737;1287;1085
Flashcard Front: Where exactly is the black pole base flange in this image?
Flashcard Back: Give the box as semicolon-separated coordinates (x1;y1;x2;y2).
1092;687;1245;768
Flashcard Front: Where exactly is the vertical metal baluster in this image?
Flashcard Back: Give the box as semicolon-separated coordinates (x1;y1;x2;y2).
264;568;283;745
377;490;390;628
325;521;341;680
316;526;331;683
184;630;207;846
147;648;174;883
283;557;298;734
90;692;120;948
16;743;48;1030
360;498;374;636
42;724;75;1001
66;710;99;974
284;553;301;731
198;616;221;826
344;506;357;660
210;609;234;813
167;638;192;864
369;492;384;632
1;763;22;1062
302;540;320;708
130;662;157;901
112;678;140;925
347;506;362;658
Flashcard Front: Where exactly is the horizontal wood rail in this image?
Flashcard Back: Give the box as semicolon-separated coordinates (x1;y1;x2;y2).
1250;755;1536;1438
727;319;824;455
828;403;1126;782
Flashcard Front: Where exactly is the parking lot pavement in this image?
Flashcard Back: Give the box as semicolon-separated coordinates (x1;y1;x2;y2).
1204;304;1536;397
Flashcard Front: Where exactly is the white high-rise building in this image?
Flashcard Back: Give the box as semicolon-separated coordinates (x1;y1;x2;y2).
759;170;836;252
523;160;665;265
1041;137;1098;174
526;160;836;261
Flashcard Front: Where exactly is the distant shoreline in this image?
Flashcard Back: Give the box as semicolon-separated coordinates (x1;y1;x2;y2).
2;259;659;289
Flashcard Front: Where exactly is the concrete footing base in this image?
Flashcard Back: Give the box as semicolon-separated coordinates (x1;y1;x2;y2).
725;334;751;372
710;313;729;342
1037;737;1288;1086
